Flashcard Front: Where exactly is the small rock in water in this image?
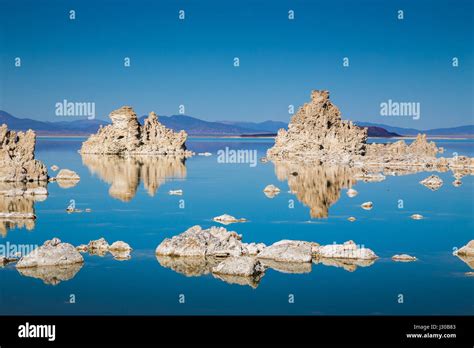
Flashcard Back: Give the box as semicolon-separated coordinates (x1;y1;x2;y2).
213;214;247;225
411;214;424;220
66;208;83;213
263;184;281;198
347;216;356;222
16;238;84;268
169;189;183;196
361;201;373;210
354;172;386;183
109;241;132;260
419;175;443;191
50;165;59;172
316;240;378;260
76;244;88;252
109;241;132;252
211;256;265;277
346;188;358;198
85;208;92;212
257;240;315;263
260;157;268;163
465;272;474;277
56;169;80;181
452;180;462;187
392;254;417;262
88;238;109;252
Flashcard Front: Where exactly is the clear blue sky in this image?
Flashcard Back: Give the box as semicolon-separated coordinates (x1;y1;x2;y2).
0;0;472;128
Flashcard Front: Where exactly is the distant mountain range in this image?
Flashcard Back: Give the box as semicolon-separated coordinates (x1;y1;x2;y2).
0;110;472;138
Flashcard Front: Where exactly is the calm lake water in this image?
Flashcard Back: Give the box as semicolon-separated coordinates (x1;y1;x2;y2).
0;137;473;315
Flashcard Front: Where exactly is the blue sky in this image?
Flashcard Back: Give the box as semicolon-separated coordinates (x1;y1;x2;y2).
0;0;472;128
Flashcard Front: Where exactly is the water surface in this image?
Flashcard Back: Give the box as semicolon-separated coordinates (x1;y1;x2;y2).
0;137;472;315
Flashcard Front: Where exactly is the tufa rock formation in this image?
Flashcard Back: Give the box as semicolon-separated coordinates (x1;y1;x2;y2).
16;238;84;268
267;90;367;163
267;90;473;172
155;225;378;287
0;125;48;182
80;107;192;156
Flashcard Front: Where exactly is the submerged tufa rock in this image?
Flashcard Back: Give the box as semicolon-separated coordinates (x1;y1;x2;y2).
80;107;192;156
315;240;378;260
16;238;84;268
56;169;80;181
419;175;443;191
392;254;417;262
213;214;247;225
155;225;249;257
256;240;316;263
211;256;265;277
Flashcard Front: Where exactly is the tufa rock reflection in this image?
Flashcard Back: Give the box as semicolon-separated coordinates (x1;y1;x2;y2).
81;155;187;201
0;182;47;236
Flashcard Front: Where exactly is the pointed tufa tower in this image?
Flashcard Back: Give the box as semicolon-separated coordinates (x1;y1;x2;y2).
80;106;192;156
267;90;368;162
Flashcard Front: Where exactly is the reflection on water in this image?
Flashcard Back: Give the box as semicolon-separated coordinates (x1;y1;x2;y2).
313;257;376;272
156;255;264;288
455;254;474;270
16;263;83;285
157;253;373;288
273;162;357;218
273;160;472;219
0;182;47;236
82;155;187;201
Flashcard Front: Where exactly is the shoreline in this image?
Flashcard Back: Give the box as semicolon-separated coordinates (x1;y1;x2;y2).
36;134;474;140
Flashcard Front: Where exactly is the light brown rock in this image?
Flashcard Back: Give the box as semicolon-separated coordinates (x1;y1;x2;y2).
392;254;417;262
267;90;367;163
213;214;247;225
16;238;84;268
0;125;48;182
419;175;443;191
81;107;192;156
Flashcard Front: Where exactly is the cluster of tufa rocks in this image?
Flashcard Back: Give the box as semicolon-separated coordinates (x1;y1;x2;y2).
76;238;132;260
80;107;192;156
268;90;367;163
267;90;473;172
155;225;378;287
